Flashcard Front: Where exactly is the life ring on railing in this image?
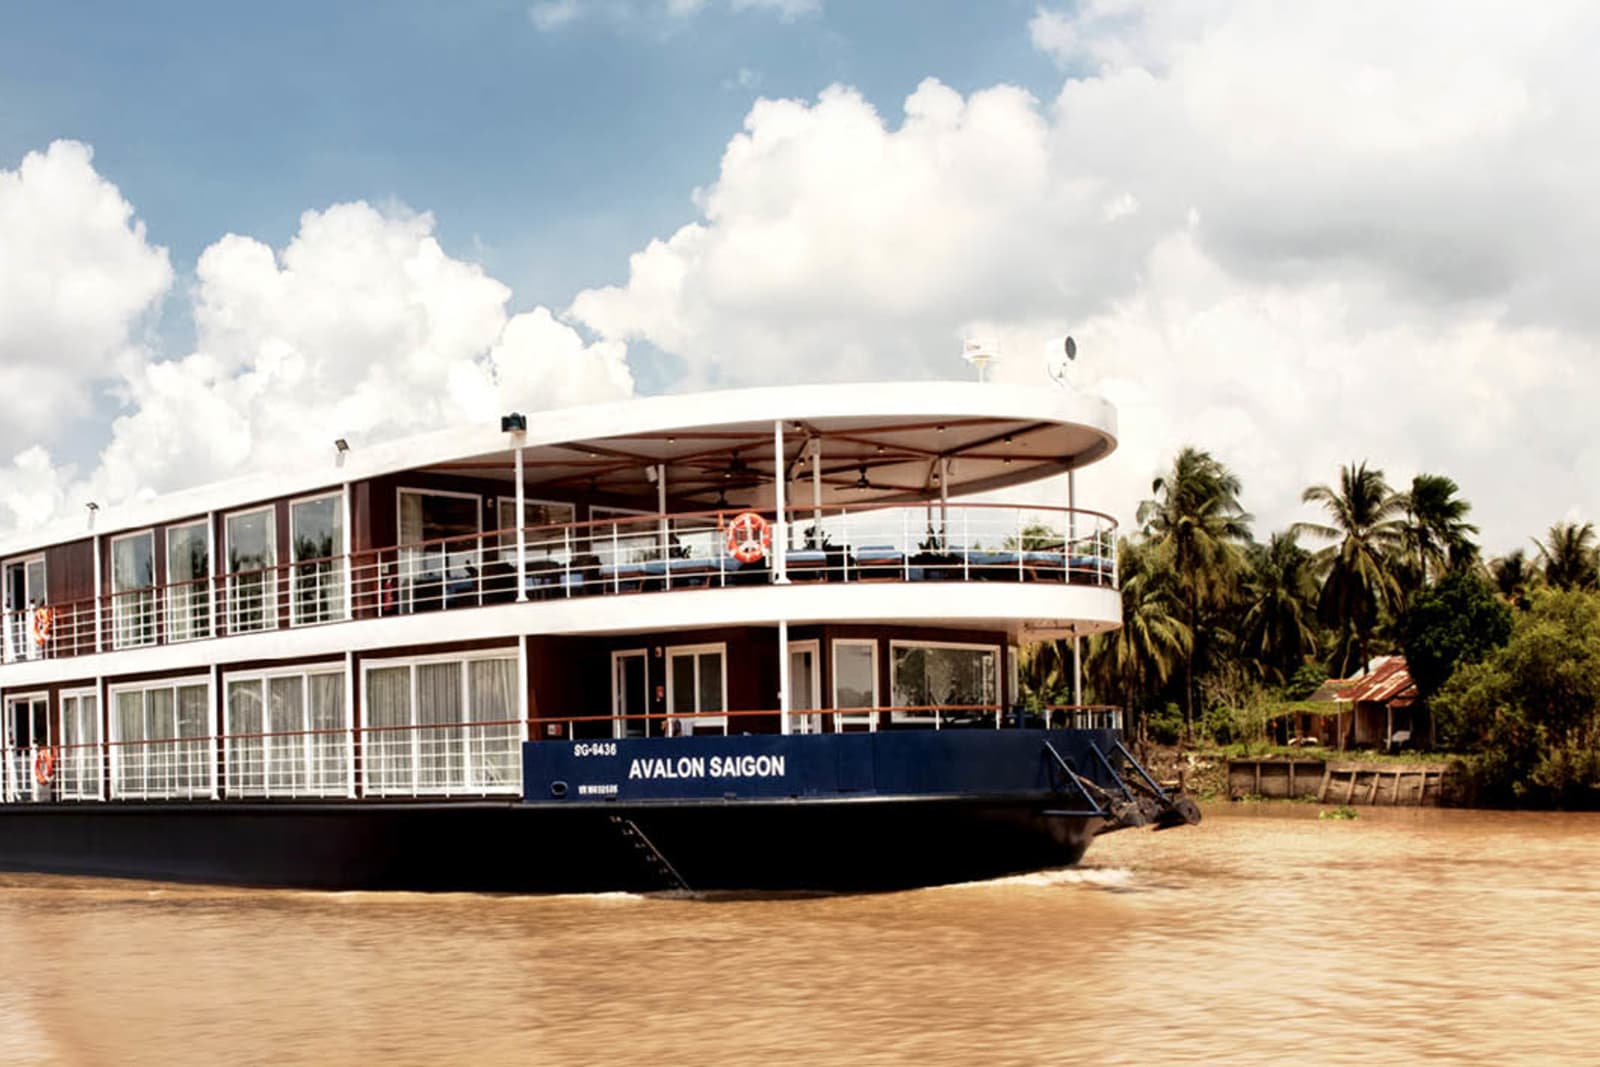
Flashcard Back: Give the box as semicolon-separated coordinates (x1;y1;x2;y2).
725;511;770;564
33;746;56;785
30;606;51;646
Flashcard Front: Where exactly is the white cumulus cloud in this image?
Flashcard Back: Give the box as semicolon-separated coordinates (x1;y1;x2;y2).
568;1;1600;551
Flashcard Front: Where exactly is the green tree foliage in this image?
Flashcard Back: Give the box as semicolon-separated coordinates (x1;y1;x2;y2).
1136;447;1251;735
1433;590;1600;806
1401;570;1512;699
1296;462;1405;677
1239;531;1319;684
1396;473;1479;589
1085;537;1192;722
1488;549;1539;611
1534;521;1599;591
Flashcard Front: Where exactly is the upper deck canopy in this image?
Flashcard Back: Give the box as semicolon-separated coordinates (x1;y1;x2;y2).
0;380;1116;556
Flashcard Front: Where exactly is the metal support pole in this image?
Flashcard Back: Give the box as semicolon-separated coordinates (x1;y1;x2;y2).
778;619;791;735
92;532;103;654
514;443;528;602
811;438;822;532
1073;632;1083;709
344;650;357;798
657;463;669;588
939;456;949;545
1069;470;1082;706
341;485;353;621
773;421;789;584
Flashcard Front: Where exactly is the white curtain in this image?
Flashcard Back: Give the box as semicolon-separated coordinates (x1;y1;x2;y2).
268;677;305;795
417;662;462;791
469;658;518;789
309;672;347;795
176;684;211;797
228;681;264;796
366;666;412;794
115;691;145;797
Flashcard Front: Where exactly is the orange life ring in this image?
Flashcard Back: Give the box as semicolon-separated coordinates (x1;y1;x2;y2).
33;747;56;785
30;606;51;645
725;511;771;564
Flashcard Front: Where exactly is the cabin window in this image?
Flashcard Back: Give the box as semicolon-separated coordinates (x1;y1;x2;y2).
291;494;344;626
225;669;347;797
666;644;726;735
362;653;519;796
2;556;46;664
832;639;879;730
398;490;482;612
110;531;156;650
166;519;211;642
58;689;102;801
226;507;277;634
590;505;657;567
889;641;999;725
110;679;212;799
496;498;576;566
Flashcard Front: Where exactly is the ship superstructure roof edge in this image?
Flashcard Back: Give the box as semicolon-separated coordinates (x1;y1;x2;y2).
0;379;1116;557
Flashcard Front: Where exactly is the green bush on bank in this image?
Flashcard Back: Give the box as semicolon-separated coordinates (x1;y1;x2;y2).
1433;589;1600;807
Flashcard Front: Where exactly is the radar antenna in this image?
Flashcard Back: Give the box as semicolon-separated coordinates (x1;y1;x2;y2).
1046;334;1077;388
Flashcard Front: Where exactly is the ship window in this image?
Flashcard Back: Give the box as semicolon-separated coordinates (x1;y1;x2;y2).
109;679;212;799
226;507;277;634
889;641;999;726
166;519;211;642
111;531;157;650
291;494;344;626
361;652;520;796
2;556;47;664
224;668;348;797
666;644;726;736
832;639;878;730
58;689;101;801
496;498;576;566
398;490;482;613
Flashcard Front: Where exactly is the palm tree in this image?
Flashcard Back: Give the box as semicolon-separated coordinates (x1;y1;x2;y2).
1534;521;1599;591
1137;447;1251;735
1488;549;1538;610
1086;538;1192;729
1295;461;1405;677
1396;474;1479;587
1239;531;1320;684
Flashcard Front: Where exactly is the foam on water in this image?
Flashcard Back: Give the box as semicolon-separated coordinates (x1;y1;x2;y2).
933;865;1136;891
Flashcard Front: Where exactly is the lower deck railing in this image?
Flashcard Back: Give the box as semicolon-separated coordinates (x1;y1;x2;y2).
0;705;1122;804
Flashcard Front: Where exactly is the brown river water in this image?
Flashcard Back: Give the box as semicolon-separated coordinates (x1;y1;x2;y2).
0;806;1597;1065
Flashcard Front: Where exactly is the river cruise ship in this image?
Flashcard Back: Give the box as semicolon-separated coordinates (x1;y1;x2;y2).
0;380;1192;892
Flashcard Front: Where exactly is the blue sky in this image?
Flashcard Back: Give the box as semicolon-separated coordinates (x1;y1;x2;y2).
0;0;1057;335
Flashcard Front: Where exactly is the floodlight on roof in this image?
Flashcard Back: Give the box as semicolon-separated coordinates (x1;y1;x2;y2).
962;338;1000;382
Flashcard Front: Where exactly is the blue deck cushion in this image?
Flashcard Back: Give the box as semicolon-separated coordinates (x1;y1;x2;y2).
855;545;902;563
786;549;828;565
966;550;1018;567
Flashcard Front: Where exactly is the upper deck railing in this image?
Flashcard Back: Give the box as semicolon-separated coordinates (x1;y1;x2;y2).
0;502;1117;666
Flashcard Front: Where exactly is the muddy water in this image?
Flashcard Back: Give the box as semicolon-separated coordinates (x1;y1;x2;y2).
0;807;1598;1065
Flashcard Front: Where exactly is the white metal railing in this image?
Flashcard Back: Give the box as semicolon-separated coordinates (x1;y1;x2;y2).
0;706;1123;805
0;503;1118;665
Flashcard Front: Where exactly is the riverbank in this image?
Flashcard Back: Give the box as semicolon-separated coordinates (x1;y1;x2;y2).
1141;744;1463;804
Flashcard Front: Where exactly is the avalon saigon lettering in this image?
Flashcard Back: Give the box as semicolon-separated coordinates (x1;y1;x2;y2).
627;755;787;780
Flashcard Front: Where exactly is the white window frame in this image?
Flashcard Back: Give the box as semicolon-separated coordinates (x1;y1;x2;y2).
888;639;1001;726
109;528;157;651
58;686;103;802
2;555;47;664
164;517;213;644
610;648;650;739
664;642;728;736
396;487;483;612
289;491;345;628
788;639;822;734
223;664;349;798
831;638;880;731
224;504;278;635
496;497;577;565
107;675;215;800
360;647;522;797
3;691;49;802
